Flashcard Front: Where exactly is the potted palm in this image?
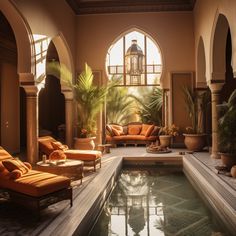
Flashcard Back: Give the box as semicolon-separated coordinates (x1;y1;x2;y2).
159;124;179;148
49;62;113;149
182;86;210;151
218;89;236;168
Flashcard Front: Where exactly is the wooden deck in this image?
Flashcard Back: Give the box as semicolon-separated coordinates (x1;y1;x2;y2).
0;147;235;235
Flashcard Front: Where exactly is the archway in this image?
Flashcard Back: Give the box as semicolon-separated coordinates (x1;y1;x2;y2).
0;12;22;154
39;41;65;141
210;13;231;159
196;37;206;86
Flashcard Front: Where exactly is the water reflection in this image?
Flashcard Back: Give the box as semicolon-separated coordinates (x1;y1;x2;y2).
90;167;228;236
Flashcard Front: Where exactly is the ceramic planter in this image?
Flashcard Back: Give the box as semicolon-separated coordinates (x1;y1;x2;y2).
74;137;96;150
183;133;207;151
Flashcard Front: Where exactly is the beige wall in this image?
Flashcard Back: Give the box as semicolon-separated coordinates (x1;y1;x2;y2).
194;0;236;82
76;12;195;88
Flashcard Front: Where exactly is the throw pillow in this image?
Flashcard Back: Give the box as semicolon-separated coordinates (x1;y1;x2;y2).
49;150;66;161
128;125;141;135
106;124;114;137
112;125;123;134
140;124;155;137
0;162;10;179
51;141;69;151
112;127;121;136
9;169;22;180
2;159;29;175
150;126;161;136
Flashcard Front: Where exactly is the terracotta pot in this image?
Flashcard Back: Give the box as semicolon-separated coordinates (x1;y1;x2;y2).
231;166;236;178
74;137;96;150
183;133;206;151
159;135;172;148
220;153;236;169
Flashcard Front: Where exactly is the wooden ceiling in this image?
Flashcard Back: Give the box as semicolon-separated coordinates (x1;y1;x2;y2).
66;0;196;15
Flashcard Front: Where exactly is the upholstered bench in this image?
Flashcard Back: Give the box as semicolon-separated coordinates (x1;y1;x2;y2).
0;147;72;214
38;136;102;171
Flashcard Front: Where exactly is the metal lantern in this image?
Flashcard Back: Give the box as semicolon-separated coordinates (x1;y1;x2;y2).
125;39;144;85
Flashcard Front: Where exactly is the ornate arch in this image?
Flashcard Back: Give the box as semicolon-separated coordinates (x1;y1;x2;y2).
196;36;206;87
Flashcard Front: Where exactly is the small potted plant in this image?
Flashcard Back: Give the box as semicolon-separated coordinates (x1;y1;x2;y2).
218;89;236;169
182;86;210;151
159;124;179;148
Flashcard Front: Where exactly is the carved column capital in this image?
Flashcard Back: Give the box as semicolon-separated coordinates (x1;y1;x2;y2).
62;87;73;100
209;82;224;94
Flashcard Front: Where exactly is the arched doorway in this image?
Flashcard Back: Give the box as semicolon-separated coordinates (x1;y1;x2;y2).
39;41;65;141
210;13;232;158
0;11;23;154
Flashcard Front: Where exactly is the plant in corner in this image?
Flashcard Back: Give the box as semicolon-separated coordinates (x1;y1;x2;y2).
218;89;236;169
182;86;210;151
48;62;114;149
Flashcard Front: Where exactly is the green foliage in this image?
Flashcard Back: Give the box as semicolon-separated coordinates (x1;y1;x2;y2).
48;62;115;137
129;87;163;125
106;83;135;125
218;89;236;154
182;86;210;134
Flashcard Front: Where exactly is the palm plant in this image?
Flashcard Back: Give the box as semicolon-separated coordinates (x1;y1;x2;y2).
48;62;114;137
106;77;135;124
182;86;210;134
218;89;236;154
129;87;163;125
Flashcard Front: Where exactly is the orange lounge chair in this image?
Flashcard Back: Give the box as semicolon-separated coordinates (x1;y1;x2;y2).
38;136;102;171
0;147;72;214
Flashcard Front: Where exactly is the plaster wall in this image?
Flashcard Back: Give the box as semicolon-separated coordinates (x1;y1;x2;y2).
194;0;236;82
76;12;195;89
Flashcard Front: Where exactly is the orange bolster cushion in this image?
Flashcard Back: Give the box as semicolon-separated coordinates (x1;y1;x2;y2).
9;169;22;180
2;159;29;175
23;162;32;170
112;127;121;136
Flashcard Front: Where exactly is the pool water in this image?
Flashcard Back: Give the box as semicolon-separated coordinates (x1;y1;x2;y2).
90;167;231;236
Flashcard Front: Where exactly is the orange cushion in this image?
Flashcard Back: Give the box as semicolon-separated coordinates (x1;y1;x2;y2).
128;125;141;135
0;170;71;197
51;141;69;151
9;169;22;180
112;127;121;136
49;150;67;161
111;125;123;134
24;162;32;170
0;162;10;179
64;150;101;161
38;136;57;155
2;159;29;175
140;124;154;137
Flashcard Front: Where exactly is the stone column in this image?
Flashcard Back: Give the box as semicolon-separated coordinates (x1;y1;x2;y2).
209;82;224;159
22;85;39;164
62;89;74;148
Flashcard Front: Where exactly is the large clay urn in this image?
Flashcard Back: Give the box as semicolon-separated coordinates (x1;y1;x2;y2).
74;137;96;150
183;133;207;151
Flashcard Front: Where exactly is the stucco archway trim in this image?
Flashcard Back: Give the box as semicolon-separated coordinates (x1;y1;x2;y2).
0;0;35;76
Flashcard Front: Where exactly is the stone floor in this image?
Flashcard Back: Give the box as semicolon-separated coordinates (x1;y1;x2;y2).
0;146;235;235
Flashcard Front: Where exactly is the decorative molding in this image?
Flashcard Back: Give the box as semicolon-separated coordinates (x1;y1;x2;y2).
66;0;196;15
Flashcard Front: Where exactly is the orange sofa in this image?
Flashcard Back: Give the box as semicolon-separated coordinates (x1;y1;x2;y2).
38;136;102;171
106;122;160;147
0;147;72;214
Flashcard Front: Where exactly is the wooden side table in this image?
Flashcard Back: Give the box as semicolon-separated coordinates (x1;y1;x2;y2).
36;159;84;183
97;144;112;153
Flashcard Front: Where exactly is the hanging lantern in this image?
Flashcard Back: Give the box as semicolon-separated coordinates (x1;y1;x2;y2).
125;39;144;85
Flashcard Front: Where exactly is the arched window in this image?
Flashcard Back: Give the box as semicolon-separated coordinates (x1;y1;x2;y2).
106;30;162;86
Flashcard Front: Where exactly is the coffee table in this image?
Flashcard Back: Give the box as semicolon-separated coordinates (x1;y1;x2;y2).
36;159;84;183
